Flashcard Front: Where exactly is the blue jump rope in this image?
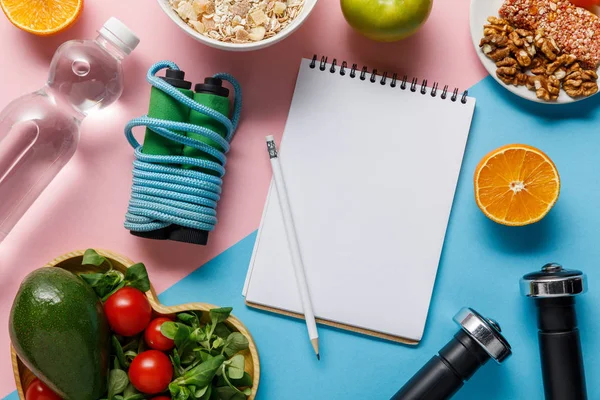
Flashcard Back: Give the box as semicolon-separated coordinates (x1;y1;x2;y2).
124;61;242;244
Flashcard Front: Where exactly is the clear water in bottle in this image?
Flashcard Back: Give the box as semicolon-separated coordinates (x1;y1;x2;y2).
0;18;139;243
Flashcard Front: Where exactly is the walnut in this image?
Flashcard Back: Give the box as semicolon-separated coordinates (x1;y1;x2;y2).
535;30;560;61
484;16;514;36
514;48;532;67
563;63;599;98
487;16;511;26
496;57;519;68
516;29;534;43
527;76;560;101
530;56;547;75
497;66;529;86
482;44;512;62
481;34;509;47
509;29;534;47
506;29;536;67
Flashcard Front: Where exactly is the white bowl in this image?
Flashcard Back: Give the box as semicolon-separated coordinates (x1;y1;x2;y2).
470;0;599;104
157;0;319;51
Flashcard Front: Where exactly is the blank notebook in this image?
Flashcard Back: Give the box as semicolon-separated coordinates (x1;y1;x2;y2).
243;56;476;344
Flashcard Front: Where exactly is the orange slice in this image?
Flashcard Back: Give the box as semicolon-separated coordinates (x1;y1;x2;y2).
474;144;560;226
1;0;83;36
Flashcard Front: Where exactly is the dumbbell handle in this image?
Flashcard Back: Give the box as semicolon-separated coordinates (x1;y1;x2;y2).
390;355;464;400
539;329;587;400
391;331;490;400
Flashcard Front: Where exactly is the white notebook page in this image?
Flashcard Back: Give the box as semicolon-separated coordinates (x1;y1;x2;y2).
244;58;476;342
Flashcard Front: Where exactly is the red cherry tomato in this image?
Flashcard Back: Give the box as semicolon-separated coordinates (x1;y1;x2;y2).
129;350;173;394
144;317;175;351
104;287;152;336
569;0;598;9
26;378;62;400
152;397;171;400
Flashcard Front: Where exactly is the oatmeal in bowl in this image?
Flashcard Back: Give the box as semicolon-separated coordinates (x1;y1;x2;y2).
157;0;318;51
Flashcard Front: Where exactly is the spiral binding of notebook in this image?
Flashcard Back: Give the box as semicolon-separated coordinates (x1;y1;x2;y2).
309;54;469;104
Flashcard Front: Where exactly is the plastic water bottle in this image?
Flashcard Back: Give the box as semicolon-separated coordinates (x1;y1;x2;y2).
0;18;139;244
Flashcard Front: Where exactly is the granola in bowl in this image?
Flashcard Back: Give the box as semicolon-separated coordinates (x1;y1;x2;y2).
170;0;305;43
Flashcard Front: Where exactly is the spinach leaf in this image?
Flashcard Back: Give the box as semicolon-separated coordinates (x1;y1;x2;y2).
176;386;190;400
225;355;245;380
124;395;145;400
195;349;213;363
108;369;129;400
124;350;137;366
122;384;145;400
169;382;181;396
206;308;232;342
177;312;201;328
79;250;150;301
200;384;212;400
216;372;253;388
212;337;225;351
181;351;197;366
80;269;124;299
210;308;232;325
171;348;185;378
214;323;231;339
124;263;150;292
195;386;209;398
213;386;246;400
79;272;105;287
190;327;207;342
123;384;138;397
112;336;129;369
101;280;126;302
175;355;225;387
161;321;179;339
82;249;110;267
174;323;194;357
223;333;249;357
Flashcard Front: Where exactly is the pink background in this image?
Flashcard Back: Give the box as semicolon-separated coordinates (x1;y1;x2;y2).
0;0;486;396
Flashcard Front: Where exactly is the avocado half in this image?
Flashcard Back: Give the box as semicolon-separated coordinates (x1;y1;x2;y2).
9;267;109;399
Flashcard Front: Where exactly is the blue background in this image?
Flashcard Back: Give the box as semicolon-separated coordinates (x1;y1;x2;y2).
6;75;600;399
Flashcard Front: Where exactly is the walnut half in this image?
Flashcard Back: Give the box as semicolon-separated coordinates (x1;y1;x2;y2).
563;63;599;98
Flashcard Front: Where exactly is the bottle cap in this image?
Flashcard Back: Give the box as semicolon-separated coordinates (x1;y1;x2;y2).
99;17;140;55
453;307;512;363
521;263;586;298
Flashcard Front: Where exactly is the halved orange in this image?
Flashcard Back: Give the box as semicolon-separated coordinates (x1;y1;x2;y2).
474;144;560;226
1;0;83;36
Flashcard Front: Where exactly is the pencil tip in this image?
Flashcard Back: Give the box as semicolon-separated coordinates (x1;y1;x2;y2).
317;354;320;361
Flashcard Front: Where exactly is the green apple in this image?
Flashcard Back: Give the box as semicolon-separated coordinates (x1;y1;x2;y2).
341;0;433;42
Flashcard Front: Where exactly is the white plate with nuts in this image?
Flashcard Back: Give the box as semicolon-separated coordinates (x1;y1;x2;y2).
158;0;318;51
470;0;600;104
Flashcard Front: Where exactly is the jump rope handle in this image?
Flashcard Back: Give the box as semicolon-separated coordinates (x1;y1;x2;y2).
124;61;242;245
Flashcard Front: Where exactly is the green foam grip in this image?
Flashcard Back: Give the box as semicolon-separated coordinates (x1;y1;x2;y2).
183;92;230;171
142;86;194;156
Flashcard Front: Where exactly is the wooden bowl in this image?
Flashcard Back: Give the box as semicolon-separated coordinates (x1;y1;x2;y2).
11;249;260;399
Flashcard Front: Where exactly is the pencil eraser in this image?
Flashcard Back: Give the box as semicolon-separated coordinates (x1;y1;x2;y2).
266;135;275;142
